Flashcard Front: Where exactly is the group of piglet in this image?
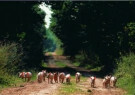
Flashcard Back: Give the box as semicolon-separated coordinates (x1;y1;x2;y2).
90;75;117;88
19;71;117;88
18;71;81;84
37;71;81;84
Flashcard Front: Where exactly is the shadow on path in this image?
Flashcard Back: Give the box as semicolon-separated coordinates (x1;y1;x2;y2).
43;55;105;78
41;66;104;78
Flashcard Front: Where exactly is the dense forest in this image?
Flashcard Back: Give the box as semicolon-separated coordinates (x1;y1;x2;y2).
48;2;135;94
0;1;135;94
0;2;46;70
49;1;135;72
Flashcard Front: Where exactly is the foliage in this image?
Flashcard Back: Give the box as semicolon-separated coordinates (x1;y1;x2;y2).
0;43;23;87
0;2;46;88
0;69;39;90
0;2;46;69
44;29;62;53
0;43;22;73
49;1;135;71
0;71;23;89
114;53;135;95
119;22;135;54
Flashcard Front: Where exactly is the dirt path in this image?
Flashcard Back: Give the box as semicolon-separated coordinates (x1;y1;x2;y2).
0;77;125;95
0;80;60;95
0;54;126;95
77;78;126;95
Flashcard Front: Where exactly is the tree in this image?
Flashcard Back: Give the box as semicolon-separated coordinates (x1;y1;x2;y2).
0;2;46;69
50;1;135;72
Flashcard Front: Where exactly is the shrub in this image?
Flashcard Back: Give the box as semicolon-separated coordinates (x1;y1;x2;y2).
0;43;22;86
115;53;135;95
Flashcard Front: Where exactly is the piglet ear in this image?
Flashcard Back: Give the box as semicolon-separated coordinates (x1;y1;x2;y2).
95;77;96;79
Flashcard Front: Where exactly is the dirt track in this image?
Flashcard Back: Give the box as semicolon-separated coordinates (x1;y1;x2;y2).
0;77;125;95
0;80;60;95
77;78;126;95
0;54;126;95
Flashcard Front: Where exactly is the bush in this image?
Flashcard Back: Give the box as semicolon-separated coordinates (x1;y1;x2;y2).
115;53;135;95
0;43;22;86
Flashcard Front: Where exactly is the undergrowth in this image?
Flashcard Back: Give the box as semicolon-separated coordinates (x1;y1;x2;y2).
115;53;135;95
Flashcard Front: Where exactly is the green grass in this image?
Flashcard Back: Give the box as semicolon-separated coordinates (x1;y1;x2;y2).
30;70;38;81
0;70;38;92
55;48;64;56
0;73;24;91
55;61;67;67
57;76;89;95
72;61;102;72
0;43;38;91
114;53;135;95
90;66;103;71
72;62;80;67
116;77;135;95
0;43;24;90
41;60;48;67
84;64;92;69
47;52;53;56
